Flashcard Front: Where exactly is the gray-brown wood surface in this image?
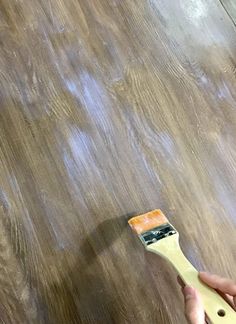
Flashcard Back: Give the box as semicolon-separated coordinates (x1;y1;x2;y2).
0;0;236;323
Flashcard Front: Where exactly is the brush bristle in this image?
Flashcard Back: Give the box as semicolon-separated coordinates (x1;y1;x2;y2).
128;209;168;234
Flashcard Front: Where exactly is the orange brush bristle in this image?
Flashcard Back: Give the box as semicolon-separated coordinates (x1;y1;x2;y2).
128;209;168;234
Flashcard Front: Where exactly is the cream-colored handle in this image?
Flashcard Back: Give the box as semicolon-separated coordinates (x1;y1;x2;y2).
147;235;236;324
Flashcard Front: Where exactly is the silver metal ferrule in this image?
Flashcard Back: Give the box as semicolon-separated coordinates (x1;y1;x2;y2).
139;223;177;246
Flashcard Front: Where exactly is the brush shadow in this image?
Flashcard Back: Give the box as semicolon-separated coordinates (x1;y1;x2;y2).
44;212;137;324
80;212;136;266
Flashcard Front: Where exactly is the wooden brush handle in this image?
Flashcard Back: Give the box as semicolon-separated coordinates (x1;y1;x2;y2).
147;235;236;324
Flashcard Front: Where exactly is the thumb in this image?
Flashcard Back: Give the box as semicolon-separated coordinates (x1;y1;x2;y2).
183;286;205;324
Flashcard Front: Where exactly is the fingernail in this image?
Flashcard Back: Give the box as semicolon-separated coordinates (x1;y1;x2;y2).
199;271;210;276
184;286;195;300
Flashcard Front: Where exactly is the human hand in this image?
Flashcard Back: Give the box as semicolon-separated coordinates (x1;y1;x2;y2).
178;272;236;324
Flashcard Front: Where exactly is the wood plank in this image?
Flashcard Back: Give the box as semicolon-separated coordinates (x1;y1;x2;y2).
0;0;236;323
220;0;236;25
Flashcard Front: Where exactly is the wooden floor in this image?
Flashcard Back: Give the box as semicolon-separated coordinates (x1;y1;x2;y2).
0;0;236;323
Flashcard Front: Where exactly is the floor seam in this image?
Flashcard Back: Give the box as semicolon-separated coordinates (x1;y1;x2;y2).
218;0;236;27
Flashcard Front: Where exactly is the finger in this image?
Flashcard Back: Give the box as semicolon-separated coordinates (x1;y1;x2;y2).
183;286;205;324
214;289;236;310
234;296;236;309
199;272;236;296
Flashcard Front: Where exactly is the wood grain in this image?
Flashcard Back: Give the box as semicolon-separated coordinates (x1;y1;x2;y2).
0;0;236;323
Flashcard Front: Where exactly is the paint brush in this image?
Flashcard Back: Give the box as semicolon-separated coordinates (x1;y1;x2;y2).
128;209;236;324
